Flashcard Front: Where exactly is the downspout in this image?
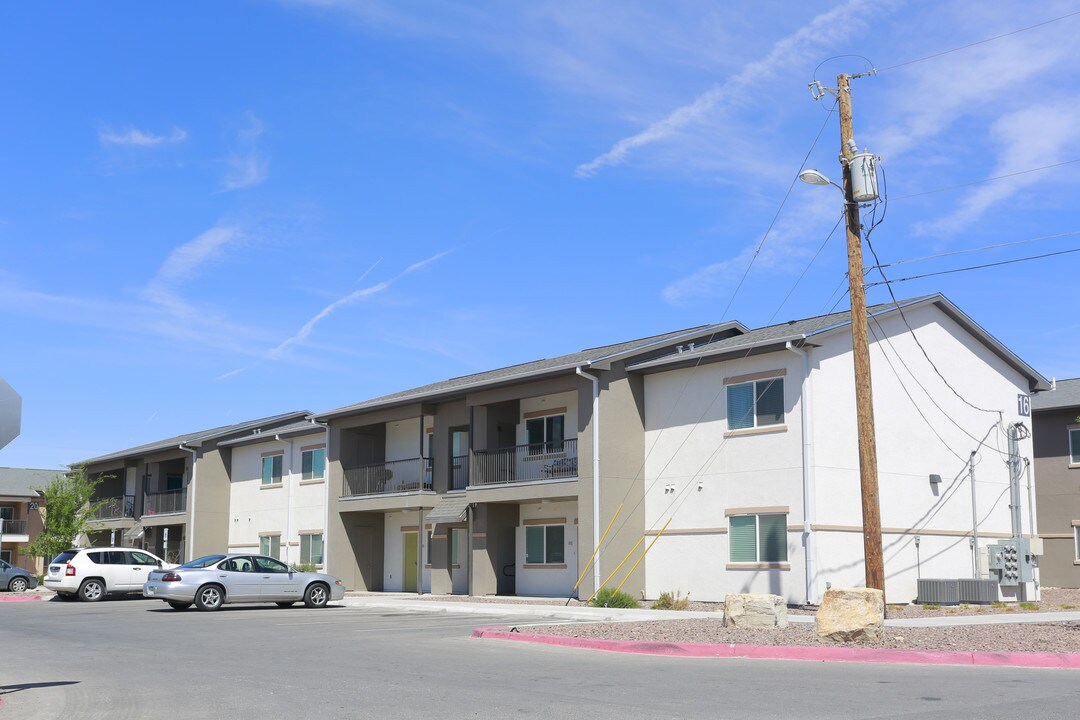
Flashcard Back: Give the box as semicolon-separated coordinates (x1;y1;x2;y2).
575;366;601;596
179;443;198;562
786;341;816;605
310;419;331;571
275;434;294;567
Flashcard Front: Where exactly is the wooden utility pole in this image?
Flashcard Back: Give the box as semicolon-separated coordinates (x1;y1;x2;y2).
837;73;885;596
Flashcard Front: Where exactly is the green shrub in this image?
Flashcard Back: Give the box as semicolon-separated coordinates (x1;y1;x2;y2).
1019;601;1039;611
651;590;690;610
291;562;318;573
1060;604;1077;610
921;603;941;611
591;587;640;609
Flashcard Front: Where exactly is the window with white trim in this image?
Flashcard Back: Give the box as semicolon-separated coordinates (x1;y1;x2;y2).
526;415;564;454
1075;526;1080;562
259;534;281;559
1069;428;1080;465
302;447;325;480
525;524;565;564
300;533;323;564
729;513;787;563
727;378;784;430
262;454;283;485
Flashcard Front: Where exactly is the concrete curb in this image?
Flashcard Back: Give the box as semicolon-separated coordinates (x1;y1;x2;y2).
471;627;1080;669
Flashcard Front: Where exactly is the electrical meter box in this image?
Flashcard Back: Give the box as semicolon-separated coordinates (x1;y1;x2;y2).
987;539;1036;586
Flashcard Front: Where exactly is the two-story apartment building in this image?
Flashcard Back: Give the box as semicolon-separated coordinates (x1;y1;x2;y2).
0;467;50;573
78;412;309;563
1032;378;1080;588
317;294;1046;604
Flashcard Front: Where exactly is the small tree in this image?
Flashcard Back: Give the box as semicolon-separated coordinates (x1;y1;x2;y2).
25;467;106;563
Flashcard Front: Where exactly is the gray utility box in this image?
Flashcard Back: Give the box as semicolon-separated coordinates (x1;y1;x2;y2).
917;579;959;605
987;539;1035;586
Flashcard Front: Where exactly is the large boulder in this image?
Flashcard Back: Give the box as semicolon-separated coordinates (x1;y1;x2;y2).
723;593;788;629
815;587;885;642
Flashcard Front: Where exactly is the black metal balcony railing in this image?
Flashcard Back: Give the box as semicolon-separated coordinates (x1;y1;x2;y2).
0;518;28;535
144;488;187;516
472;438;578;486
450;454;469;491
342;457;433;497
90;495;136;521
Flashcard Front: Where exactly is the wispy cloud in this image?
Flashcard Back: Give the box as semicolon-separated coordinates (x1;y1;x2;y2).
575;0;885;178
222;113;269;190
142;224;246;316
269;251;452;358
100;126;188;146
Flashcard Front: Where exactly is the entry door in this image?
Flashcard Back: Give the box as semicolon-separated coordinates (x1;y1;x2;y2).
402;532;418;592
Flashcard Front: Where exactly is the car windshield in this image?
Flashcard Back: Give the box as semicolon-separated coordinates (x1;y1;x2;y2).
51;551;79;564
179;555;227;569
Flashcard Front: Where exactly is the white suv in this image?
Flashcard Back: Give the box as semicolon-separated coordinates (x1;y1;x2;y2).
45;548;174;601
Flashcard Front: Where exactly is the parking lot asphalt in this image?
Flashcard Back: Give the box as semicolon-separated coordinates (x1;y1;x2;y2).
4;596;1080;719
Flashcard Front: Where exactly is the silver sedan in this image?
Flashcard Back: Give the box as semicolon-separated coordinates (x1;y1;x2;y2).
143;553;345;611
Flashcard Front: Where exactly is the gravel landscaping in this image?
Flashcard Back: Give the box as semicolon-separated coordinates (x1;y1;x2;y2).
513;588;1080;655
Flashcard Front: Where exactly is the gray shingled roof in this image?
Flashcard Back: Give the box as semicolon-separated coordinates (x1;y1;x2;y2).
0;467;56;498
75;411;311;466
314;324;735;419
1032;378;1080;411
217;419;325;448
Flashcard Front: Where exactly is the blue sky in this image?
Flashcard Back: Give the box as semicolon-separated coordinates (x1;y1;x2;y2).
2;1;1079;470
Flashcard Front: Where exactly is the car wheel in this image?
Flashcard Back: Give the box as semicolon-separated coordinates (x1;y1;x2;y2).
194;585;224;611
304;583;329;608
167;601;192;611
275;601;295;608
79;579;106;602
9;577;28;593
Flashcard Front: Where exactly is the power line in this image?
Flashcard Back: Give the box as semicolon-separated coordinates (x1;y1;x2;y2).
891;158;1080;201
878;10;1080;72
865;247;1080;286
873;231;1080;268
770;213;844;322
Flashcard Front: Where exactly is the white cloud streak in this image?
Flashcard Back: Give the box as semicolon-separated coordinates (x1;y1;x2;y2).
575;0;885;178
142;225;245;316
100;127;188;146
269;251;452;358
222;112;269;190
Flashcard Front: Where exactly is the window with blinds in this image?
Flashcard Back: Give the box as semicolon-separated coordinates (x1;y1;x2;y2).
726;378;784;430
729;513;787;563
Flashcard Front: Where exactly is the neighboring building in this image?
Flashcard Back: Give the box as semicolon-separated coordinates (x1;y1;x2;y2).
217;420;328;569
76;412;310;563
0;467;51;573
316;294;1046;604
1032;378;1080;588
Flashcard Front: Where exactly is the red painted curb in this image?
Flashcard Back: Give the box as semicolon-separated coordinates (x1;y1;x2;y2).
471;627;1080;669
0;594;43;602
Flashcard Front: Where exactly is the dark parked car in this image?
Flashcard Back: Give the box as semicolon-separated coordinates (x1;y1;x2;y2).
0;559;38;592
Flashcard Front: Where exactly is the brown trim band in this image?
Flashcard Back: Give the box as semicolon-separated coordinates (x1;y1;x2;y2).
645;527;727;536
523;564;568;570
523;406;567;419
724;425;787;438
726;563;790;571
1041;533;1074;539
300;444;326;452
401;526;418;533
723;369;786;386
725;506;789;516
260;450;284;458
523;517;567;526
812;524;1016;539
258;531;281;537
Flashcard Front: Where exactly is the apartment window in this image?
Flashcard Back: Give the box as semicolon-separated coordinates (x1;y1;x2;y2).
525;524;565;564
262;454;283;485
260;534;281;559
727;378;784;430
1070;428;1080;465
166;473;183;492
302;447;325;481
300;533;323;565
526;415;564;454
0;507;12;522
450;528;462;565
1075;526;1080;562
729;513;787;563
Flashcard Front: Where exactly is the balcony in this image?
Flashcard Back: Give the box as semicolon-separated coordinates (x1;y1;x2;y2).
450;454;469;491
0;518;28;535
472;438;578;486
90;495;136;521
342;457;433;498
144;488;187;516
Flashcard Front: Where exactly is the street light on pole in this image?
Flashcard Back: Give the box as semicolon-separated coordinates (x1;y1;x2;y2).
800;72;885;599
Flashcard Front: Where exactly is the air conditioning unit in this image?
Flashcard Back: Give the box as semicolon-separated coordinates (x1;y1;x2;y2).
958;578;998;604
917;578;959;605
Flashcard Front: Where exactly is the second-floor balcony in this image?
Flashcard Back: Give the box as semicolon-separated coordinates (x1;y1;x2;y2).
144;488;187;516
472;438;578;487
0;518;28;535
89;495;136;521
342;457;433;498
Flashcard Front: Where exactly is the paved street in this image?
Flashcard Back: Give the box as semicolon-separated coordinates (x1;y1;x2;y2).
3;597;1080;719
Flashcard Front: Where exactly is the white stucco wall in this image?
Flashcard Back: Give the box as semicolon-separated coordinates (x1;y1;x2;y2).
385;416;432;462
515;500;578;597
382;510;431;593
640;302;1037;605
227;432;328;568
